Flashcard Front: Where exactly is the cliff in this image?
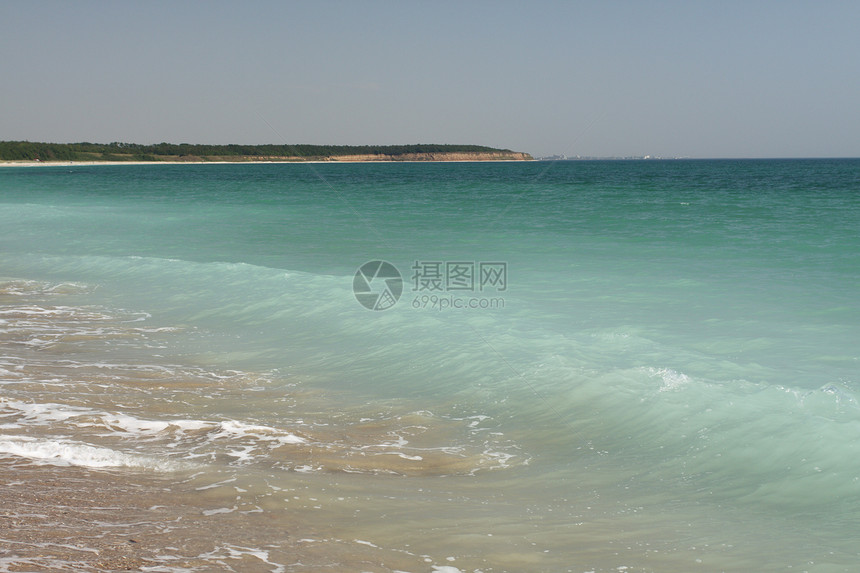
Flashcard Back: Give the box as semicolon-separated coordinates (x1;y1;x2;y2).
326;151;533;162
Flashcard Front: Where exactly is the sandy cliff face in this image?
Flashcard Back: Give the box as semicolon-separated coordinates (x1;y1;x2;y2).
327;151;533;162
1;151;533;165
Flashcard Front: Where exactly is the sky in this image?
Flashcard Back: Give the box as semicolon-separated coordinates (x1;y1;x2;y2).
2;0;859;158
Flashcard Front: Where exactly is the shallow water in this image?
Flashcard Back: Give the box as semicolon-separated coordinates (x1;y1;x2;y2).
1;160;859;571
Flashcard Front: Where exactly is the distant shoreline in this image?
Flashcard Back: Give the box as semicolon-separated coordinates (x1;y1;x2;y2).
0;157;532;168
0;142;533;164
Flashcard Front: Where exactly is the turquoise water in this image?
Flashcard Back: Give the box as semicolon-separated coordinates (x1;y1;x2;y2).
1;160;859;571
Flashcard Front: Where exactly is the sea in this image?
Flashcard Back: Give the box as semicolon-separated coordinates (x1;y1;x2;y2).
0;159;858;572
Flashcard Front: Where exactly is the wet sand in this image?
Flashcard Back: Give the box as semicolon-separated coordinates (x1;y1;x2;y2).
0;463;420;572
0;462;303;571
1;465;190;571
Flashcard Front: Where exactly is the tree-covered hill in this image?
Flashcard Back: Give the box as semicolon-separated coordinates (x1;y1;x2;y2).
0;141;529;162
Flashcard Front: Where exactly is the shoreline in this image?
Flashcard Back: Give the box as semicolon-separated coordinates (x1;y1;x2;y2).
1;158;533;167
0;150;533;167
0;463;408;572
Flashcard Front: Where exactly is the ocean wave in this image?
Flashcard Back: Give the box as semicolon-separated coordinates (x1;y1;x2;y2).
0;279;92;297
0;435;185;471
0;394;525;477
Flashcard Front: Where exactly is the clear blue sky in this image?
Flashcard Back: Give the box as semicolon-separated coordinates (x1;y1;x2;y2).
2;0;859;158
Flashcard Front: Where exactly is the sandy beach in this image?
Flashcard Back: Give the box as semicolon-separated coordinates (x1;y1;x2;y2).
1;465;195;571
0;152;532;169
0;463;429;572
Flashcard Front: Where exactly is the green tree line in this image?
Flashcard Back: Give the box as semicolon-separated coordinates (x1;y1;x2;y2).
0;141;514;161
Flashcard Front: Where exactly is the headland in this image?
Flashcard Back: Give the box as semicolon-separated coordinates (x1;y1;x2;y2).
0;141;533;164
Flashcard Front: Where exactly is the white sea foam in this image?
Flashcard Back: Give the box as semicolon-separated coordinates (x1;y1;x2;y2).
0;279;91;297
211;420;306;445
99;414;172;434
0;396;310;469
647;366;691;391
0;435;181;470
202;506;237;516
194;544;285;573
0;398;92;422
